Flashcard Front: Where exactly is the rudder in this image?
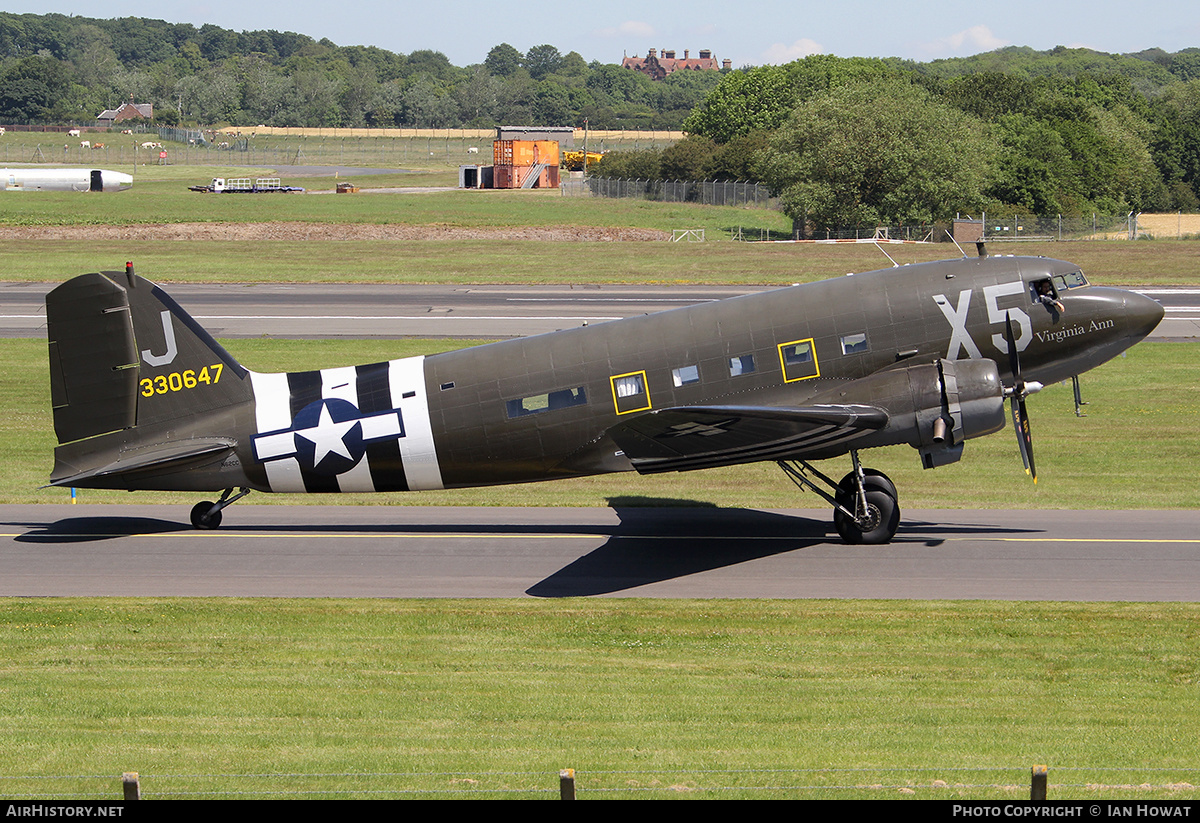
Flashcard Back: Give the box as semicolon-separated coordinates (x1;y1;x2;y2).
47;264;252;445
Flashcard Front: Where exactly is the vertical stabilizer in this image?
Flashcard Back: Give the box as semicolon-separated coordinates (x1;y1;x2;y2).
46;267;256;490
47;267;253;442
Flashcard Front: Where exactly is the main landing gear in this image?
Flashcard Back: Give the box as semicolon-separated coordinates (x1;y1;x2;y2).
190;487;252;529
777;451;900;544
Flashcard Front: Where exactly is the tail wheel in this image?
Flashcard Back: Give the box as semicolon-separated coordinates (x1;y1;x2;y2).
190;501;222;530
833;471;899;545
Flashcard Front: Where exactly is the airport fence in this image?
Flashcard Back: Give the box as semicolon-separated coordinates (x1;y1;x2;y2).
562;176;775;208
4;764;1198;800
0;125;680;169
748;212;1158;243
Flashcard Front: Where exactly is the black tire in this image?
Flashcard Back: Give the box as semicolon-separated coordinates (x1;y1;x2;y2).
837;469;897;502
190;501;222;530
833;485;900;545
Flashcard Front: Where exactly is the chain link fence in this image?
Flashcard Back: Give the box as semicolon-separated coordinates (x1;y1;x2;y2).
563;177;775;208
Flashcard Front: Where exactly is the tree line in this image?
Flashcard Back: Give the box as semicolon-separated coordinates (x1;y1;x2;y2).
2;12;1198;223
593;51;1200;228
0;12;721;130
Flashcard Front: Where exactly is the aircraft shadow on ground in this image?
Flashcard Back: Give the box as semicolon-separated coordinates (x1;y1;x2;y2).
526;499;1047;597
527;498;831;597
14;516;192;543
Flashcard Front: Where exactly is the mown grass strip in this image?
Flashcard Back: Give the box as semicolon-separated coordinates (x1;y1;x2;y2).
0;598;1197;799
2;236;1197;286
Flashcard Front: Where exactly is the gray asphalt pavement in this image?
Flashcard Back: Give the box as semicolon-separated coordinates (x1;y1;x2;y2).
1;282;1191;340
3;504;1197;600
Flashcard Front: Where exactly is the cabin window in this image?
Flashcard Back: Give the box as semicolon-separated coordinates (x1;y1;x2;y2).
611;371;652;415
672;364;700;387
778;339;820;382
506;386;587;419
840;333;868;355
728;354;756;377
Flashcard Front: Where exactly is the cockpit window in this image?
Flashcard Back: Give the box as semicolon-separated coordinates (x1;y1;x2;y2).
1030;278;1058;303
1053;270;1088;291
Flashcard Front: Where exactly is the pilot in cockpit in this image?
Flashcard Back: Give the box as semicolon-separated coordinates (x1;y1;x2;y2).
1034;279;1065;314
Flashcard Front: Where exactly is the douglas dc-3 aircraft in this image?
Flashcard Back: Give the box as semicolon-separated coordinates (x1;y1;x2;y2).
2;168;133;192
45;251;1162;543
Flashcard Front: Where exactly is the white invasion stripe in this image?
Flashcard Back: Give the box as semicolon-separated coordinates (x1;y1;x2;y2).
389;355;443;491
320;366;358;403
249;370;305;493
337;453;376;493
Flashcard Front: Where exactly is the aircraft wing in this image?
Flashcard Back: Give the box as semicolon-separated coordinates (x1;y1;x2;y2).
606;404;888;474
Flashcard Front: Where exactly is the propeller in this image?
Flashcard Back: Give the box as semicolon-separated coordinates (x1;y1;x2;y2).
1003;313;1043;483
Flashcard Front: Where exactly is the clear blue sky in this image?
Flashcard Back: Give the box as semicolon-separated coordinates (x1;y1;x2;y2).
6;0;1199;68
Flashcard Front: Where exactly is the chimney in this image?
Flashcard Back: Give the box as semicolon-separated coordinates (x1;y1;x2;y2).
699;49;712;59
684;50;689;59
722;59;731;70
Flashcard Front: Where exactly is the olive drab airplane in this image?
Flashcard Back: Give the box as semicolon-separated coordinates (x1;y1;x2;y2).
45;254;1163;543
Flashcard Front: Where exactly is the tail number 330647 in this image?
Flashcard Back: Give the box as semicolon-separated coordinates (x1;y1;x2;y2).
140;364;224;397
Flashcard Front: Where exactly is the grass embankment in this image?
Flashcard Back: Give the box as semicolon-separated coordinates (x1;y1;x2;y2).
0;167;1196;285
3;236;1195;287
2;598;1198;800
8;338;1194;509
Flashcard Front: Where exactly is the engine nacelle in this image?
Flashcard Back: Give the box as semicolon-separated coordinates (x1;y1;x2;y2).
812;359;1006;467
914;359;1006;468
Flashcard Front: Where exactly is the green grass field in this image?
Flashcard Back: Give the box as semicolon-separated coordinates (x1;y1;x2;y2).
3;160;1199;800
2;599;1199;800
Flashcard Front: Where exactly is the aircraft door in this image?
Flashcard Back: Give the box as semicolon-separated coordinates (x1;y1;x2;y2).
90;170;103;191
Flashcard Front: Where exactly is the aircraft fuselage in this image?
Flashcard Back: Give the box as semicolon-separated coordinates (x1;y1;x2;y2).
2;168;132;192
46;255;1162;504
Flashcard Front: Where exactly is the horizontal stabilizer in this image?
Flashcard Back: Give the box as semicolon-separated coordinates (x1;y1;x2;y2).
607;404;888;474
50;438;236;487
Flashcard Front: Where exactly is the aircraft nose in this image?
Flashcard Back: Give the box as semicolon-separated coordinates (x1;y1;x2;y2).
1125;290;1164;344
101;171;133;191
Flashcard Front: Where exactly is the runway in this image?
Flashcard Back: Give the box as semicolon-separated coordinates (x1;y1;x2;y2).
0;281;747;339
3;280;1190;601
3;504;1197;600
1;282;1191;340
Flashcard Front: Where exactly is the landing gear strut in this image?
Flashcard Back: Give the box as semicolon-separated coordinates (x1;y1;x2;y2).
190;487;252;529
778;451;900;544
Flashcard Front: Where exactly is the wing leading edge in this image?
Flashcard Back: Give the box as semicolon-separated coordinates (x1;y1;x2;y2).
606;404;888;474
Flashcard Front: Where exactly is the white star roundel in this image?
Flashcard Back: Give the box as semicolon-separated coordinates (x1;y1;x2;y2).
252;398;404;476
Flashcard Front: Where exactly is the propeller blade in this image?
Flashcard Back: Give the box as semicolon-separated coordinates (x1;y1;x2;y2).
1004;311;1021;385
1013;394;1036;483
1004;311;1037;484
